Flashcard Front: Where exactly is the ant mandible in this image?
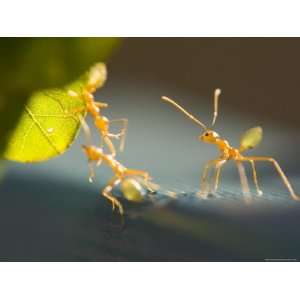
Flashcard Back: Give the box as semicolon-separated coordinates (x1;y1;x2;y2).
68;63;128;157
162;89;300;201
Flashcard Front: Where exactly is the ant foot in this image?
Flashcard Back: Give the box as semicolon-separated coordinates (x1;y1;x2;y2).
293;194;300;201
111;201;116;211
197;191;208;199
257;190;263;197
115;202;124;215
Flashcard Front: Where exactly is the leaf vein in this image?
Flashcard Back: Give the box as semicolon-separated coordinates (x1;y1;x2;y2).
19;122;35;157
43;91;67;114
25;107;61;155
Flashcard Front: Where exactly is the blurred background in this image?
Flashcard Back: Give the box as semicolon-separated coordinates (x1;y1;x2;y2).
1;38;300;261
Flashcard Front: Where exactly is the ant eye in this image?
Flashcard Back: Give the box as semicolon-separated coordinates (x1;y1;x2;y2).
205;133;209;136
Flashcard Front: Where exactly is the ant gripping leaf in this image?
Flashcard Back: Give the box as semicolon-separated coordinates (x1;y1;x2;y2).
3;63;105;162
67;63;128;157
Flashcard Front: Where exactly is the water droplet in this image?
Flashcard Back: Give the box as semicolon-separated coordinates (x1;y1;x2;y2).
47;128;54;133
68;90;78;97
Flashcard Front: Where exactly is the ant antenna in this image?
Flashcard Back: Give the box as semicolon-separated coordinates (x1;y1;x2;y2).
162;96;207;130
211;88;221;126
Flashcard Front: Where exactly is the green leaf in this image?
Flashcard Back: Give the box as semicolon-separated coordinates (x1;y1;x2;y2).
0;38;121;158
3;63;106;162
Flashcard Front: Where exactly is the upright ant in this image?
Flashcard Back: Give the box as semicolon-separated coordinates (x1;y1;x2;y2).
68;63;127;157
162;89;300;201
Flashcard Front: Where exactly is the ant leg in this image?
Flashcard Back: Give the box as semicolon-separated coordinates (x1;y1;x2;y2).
78;115;92;145
99;133;104;149
248;160;263;196
235;161;252;204
79;117;98;183
124;169;151;181
212;160;226;193
198;161;214;198
102;177;124;215
96;158;103;167
123;169;157;192
109;119;128;152
68;89;108;110
82;148;96;183
213;167;222;193
87;161;95;183
94;101;109;109
103;136;117;157
67;90;87;114
69;107;86;116
198;159;222;199
244;157;300;201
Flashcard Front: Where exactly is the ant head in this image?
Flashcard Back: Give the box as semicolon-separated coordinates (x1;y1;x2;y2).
81;144;88;151
81;144;91;153
81;145;102;160
200;130;220;144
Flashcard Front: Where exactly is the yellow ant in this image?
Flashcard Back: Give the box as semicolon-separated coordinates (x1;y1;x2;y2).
162;89;300;202
80;119;155;217
68;63;128;157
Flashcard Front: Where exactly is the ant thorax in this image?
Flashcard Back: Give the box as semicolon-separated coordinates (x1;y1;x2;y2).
95;115;109;132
